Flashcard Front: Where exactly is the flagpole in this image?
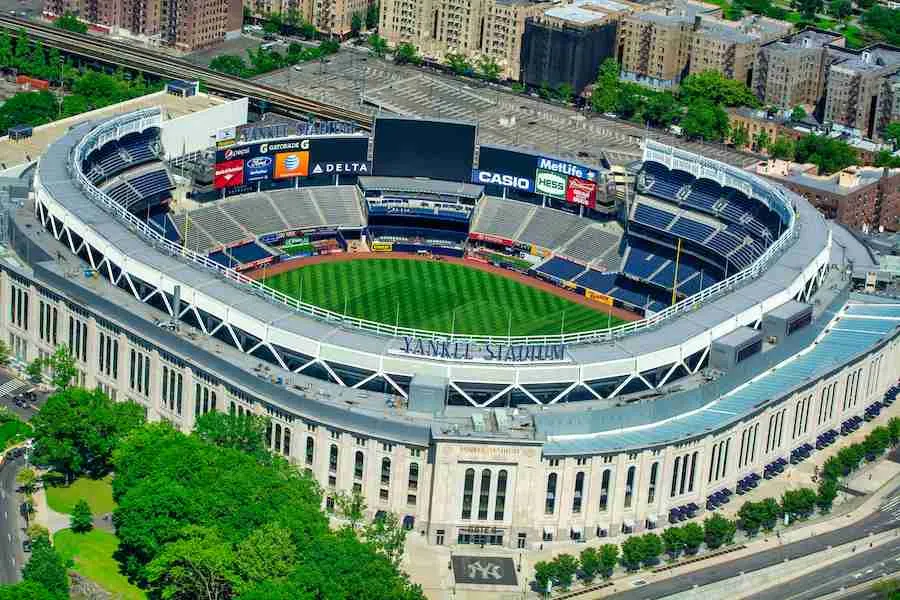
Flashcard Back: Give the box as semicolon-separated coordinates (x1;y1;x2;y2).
560;310;566;335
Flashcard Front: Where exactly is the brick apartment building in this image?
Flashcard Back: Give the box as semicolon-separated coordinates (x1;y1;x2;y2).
756;159;900;232
42;0;242;51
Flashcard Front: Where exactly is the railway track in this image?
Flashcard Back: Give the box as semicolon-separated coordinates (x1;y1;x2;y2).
0;15;374;129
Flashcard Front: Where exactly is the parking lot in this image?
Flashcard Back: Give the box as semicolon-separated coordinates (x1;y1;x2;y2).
255;47;758;170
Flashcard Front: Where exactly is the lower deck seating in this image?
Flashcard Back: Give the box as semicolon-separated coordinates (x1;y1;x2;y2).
535;257;585;281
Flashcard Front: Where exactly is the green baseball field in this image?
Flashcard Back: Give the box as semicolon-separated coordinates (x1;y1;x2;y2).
263;258;624;336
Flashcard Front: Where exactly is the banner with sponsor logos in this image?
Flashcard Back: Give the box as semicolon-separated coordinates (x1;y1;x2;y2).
372;241;393;252
214;159;244;189
566;176;597;209
213;136;370;188
585;288;613;305
535;169;567;198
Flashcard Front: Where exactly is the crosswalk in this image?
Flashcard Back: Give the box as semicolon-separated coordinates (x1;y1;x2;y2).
879;495;900;522
0;379;28;398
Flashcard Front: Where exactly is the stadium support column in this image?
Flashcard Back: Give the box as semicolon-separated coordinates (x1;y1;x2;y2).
173;285;181;319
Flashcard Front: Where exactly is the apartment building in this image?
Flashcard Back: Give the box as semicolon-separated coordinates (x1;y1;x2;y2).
379;0;551;79
520;0;630;93
42;0;242;50
752;29;845;110
823;45;900;141
618;3;788;89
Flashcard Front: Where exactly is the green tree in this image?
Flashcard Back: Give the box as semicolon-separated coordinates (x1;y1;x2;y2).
26;358;43;383
591;59;620;114
798;0;823;20
0;91;58;133
210;54;250;77
31;387;145;481
781;488;817;522
335;489;367;530
759;497;782;531
0;340;8;366
0;32;11;72
70;498;93;533
641;533;663;566
681;100;730;142
363;511;407;568
351;12;363;35
556;82;575;104
703;514;736;549
738;500;763;536
680;71;758;107
579;547;601;583
731;123;750;149
888;417;900;446
817;479;838;513
193;411;271;461
300;22;317;39
445;52;472;76
828;0;852;19
552;554;579;590
754;129;771;153
768;135;795;160
263;12;284;35
883;122;900;148
234;523;297;594
394;42;422;65
16;467;39;496
26;523;50;542
369;34;388;57
620;536;645;571
46;345;77;390
682;522;704;554
533;560;555;591
794;134;858;175
54;12;87;34
366;1;380;29
22;536;69;599
599;543;619;578
0;581;59;600
644;91;680;127
146;525;240;600
662;526;685;558
477;55;501;81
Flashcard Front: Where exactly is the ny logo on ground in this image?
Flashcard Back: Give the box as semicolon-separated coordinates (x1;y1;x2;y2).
467;560;503;580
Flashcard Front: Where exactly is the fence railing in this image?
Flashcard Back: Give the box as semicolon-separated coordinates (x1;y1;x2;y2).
65;109;805;347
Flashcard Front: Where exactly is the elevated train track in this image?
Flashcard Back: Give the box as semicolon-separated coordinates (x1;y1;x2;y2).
0;15;373;128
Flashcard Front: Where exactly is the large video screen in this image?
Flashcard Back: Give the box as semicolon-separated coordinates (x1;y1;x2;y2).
372;117;476;182
214;136;370;188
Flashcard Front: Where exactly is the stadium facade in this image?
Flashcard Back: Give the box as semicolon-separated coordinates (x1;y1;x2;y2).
3;102;899;549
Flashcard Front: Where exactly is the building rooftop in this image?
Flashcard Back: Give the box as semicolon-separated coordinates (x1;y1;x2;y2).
831;44;900;73
543;0;631;25
763;27;844;51
755;160;897;195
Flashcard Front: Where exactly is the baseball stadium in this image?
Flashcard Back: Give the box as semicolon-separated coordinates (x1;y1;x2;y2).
0;84;898;553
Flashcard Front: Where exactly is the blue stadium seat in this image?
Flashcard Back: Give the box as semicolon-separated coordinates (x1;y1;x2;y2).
574;270;617;293
537;257;585;281
633;203;676;230
669;217;715;244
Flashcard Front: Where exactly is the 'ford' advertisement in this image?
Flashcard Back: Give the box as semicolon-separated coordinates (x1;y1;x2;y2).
244;155;273;182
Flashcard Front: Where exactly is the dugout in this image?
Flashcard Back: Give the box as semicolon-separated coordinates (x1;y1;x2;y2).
709;326;763;370
762;300;813;342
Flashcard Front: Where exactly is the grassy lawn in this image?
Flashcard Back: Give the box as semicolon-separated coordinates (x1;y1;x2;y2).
46;477;116;516
264;259;624;336
0;419;31;450
54;529;145;600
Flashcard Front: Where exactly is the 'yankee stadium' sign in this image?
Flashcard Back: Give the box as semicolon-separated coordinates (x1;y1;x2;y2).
392;337;569;363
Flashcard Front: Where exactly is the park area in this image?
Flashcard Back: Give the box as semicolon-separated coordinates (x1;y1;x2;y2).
263;257;624;336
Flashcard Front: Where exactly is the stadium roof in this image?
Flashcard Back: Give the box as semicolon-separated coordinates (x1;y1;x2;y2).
358;176;484;198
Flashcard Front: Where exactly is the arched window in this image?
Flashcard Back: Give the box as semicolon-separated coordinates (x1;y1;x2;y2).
274;423;282;453
305;437;314;465
494;470;507;520
545;473;558;515
477;469;492;520
461;468;475;519
381;457;391;486
599;469;611;511
624;465;636;508
670;456;681;498
282;428;291;456
572;472;585;513
647;462;659;504
408;463;419;491
688;451;698;492
354;451;364;479
329;444;338;472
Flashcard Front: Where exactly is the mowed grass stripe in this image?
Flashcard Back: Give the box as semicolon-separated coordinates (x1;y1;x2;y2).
264;259;624;336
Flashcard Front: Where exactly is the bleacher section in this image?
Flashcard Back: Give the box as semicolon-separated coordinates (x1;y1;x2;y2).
267;189;327;229
208;242;273;268
312;187;365;226
535;257;585;281
472;196;534;239
518;209;586;250
561;224;622;265
83;129;158;184
623;241;669;280
170;212;218;253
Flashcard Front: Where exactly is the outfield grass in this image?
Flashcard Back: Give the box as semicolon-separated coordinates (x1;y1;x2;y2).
54;529;146;600
46;476;116;516
264;259;624;336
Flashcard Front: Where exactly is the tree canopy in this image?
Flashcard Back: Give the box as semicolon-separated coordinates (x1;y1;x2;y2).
794;134;858;175
679;71;759;108
53;13;87;34
22;536;69;600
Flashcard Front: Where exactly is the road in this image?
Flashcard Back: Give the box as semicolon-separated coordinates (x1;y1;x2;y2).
741;538;900;600
0;454;25;584
604;484;900;600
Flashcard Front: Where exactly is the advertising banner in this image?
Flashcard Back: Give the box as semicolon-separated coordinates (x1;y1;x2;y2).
372;241;393;252
536;156;598;182
566;176;597;209
535;169;566;198
274;151;309;179
471;169;534;192
585;288;613;305
214;159;244;189
244;155;274;182
469;232;515;247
